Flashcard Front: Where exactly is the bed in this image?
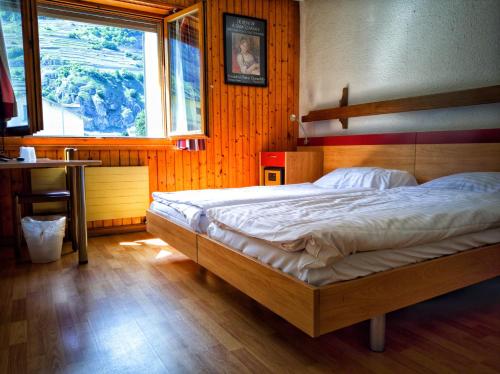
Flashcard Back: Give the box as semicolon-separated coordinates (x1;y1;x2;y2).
147;166;416;260
147;132;500;351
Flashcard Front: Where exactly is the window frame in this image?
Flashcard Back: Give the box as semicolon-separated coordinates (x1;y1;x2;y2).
164;2;207;139
7;0;208;141
34;1;168;139
3;0;39;136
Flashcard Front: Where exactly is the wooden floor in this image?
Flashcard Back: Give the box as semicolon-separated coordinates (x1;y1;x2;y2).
1;232;499;374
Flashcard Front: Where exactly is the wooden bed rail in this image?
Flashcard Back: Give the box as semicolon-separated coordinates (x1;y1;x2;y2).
301;85;500;128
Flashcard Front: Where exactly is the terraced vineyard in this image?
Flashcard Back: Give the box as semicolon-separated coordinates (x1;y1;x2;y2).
37;16;147;136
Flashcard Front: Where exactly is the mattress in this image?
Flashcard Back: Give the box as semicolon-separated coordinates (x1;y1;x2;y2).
150;184;371;233
207;188;500;269
150;200;210;232
207;223;500;286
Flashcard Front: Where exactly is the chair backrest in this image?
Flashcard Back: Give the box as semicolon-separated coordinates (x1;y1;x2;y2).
29;148;77;214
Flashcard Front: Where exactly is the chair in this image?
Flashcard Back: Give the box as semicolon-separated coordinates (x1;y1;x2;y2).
13;148;79;258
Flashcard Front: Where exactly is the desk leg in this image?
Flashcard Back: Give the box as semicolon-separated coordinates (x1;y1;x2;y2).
69;167;79;252
75;166;88;264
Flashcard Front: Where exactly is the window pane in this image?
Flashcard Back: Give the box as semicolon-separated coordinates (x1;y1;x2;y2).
36;13;162;137
167;9;203;136
0;0;29;128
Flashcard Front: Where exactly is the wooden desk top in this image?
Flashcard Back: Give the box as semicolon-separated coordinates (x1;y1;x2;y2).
0;159;102;169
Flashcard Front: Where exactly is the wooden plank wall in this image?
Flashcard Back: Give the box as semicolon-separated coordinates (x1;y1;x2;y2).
0;0;300;241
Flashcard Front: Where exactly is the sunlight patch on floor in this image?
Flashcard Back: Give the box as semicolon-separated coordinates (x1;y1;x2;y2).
155;249;173;259
119;241;142;246
136;238;168;247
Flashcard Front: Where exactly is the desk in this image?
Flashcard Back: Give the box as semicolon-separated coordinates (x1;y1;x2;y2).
0;159;102;264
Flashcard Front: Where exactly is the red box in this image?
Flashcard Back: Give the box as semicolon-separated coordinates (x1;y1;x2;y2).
260;152;285;167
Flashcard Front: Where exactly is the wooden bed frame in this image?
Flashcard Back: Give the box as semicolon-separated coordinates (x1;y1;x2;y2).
146;136;500;351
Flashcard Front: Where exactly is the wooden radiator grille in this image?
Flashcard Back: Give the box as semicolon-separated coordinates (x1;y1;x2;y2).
85;166;149;222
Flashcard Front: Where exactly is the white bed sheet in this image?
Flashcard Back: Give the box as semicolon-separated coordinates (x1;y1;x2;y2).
207;223;500;286
150;200;210;232
151;184;371;232
207;188;500;269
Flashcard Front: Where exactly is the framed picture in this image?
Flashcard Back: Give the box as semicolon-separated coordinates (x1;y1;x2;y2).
223;13;267;87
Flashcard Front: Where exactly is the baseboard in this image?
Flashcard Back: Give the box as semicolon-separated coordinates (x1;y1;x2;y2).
88;224;146;237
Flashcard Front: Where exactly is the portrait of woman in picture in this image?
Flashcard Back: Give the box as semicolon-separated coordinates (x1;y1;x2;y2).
232;34;260;75
224;13;266;86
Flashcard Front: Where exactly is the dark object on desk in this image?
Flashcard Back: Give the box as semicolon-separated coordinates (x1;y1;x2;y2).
16;157;24;161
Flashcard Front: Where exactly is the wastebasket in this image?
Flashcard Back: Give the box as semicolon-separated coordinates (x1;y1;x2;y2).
21;216;66;263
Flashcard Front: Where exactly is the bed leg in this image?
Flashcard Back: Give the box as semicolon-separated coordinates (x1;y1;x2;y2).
369;314;386;352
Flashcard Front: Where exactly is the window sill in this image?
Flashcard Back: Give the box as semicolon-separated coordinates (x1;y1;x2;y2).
5;136;176;149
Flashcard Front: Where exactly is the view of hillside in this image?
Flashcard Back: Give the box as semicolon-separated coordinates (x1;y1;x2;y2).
37;16;147;136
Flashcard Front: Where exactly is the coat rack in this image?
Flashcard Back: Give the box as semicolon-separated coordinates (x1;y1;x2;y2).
302;85;500;129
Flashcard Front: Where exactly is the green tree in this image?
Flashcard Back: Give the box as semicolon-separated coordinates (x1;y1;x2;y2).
135;111;146;137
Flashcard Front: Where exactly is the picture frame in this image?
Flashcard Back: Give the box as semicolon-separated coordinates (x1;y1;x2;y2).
223;13;267;87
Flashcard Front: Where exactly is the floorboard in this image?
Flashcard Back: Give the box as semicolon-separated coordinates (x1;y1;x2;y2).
0;232;499;373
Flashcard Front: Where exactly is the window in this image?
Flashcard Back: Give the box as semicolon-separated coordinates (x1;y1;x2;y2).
165;4;206;138
1;1;206;139
35;6;163;137
0;0;29;133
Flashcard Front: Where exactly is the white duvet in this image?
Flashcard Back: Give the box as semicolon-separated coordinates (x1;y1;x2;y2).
206;187;500;270
151;184;370;232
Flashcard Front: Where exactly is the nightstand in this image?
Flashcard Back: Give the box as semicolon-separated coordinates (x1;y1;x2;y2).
259;151;323;186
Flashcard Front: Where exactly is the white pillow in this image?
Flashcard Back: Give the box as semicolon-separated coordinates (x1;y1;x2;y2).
420;172;500;192
313;167;418;190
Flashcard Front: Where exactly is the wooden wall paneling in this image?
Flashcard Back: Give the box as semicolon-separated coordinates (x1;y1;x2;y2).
128;150;138;166
119;150;129;166
99;150;110;167
268;0;276;152
262;0;270;152
212;0;222;188
285;0;293;151
174;150;183;190
220;1;229;187
56;148;65;160
225;0;234;187
204;0;214;190
190;152;200;190
249;0;257;185
198;148;207;189
0;0;300;241
254;0;263;182
233;0;242;187
182;151;192;190
156;150;167;192
241;0;250;187
276;0;283;153
90;150;100;163
166;149;176;191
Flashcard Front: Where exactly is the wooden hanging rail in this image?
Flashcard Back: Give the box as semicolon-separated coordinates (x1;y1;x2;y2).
302;85;500;127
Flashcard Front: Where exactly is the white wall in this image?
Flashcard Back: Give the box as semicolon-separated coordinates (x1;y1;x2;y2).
299;0;500;137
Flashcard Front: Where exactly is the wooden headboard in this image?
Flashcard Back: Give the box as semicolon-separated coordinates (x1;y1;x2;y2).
298;129;500;183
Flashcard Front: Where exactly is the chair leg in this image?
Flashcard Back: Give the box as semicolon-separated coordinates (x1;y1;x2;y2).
13;195;22;259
